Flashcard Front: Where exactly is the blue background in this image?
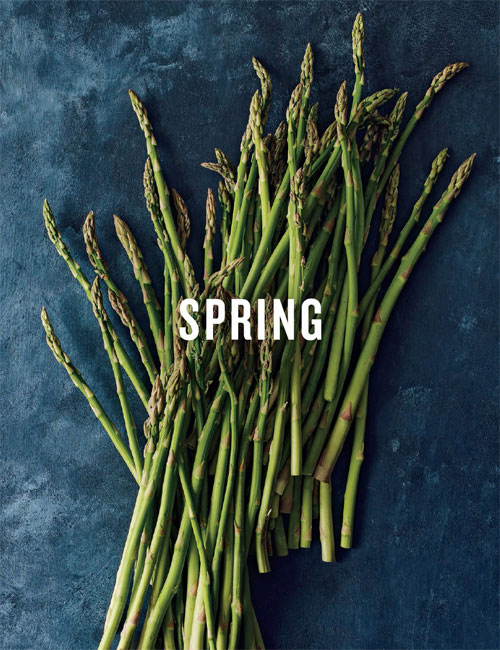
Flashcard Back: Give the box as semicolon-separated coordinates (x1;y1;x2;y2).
0;1;498;648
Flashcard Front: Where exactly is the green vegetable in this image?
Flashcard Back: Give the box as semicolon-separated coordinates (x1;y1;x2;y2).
41;13;473;649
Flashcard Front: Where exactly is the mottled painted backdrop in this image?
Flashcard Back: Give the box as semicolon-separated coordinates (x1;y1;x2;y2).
0;1;498;649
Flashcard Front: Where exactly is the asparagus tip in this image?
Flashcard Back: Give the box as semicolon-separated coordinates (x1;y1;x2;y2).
335;81;348;127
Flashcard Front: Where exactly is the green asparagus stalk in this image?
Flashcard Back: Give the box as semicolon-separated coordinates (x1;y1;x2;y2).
341;164;399;549
250;90;272;233
172;188;190;252
129;90;189;294
204;188;216;285
113;214;164;356
90;278;143;475
183;537;199;650
296;43;314;152
216;513;234;650
350;13;365;118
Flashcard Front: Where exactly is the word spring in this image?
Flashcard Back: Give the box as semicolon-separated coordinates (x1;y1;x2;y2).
178;298;322;341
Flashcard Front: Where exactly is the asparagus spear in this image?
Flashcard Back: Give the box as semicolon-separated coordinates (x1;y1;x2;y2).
114;214;164;355
350;13;365;118
204;188;216;285
91;278;143;476
129;90;189;294
341;164;400;549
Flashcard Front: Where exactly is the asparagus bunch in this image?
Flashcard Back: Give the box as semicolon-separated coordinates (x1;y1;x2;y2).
42;14;474;650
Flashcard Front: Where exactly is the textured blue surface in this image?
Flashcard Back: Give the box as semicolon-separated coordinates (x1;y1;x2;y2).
0;1;498;649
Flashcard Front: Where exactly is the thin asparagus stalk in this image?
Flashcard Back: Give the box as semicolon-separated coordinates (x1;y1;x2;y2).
172;188;191;252
130;509;153;608
129;90;189;293
302;256;347;414
204;188;216;285
91;278;143;476
303;104;319;182
336;82;359;394
255;332;294;572
214;147;237;186
246;296;273;551
113;215;164;356
143;157;178;371
211;341;240;601
183;537;199;650
350;13;365;118
224;156;258;281
218;181;231;266
216;513;234;650
296;43;314;152
238;187;256;292
341;164;400;549
163;607;176;650
323;278;349;402
206;406;231;557
340;383;368;549
229;390;259;650
250;90;272;232
288;169;306;476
